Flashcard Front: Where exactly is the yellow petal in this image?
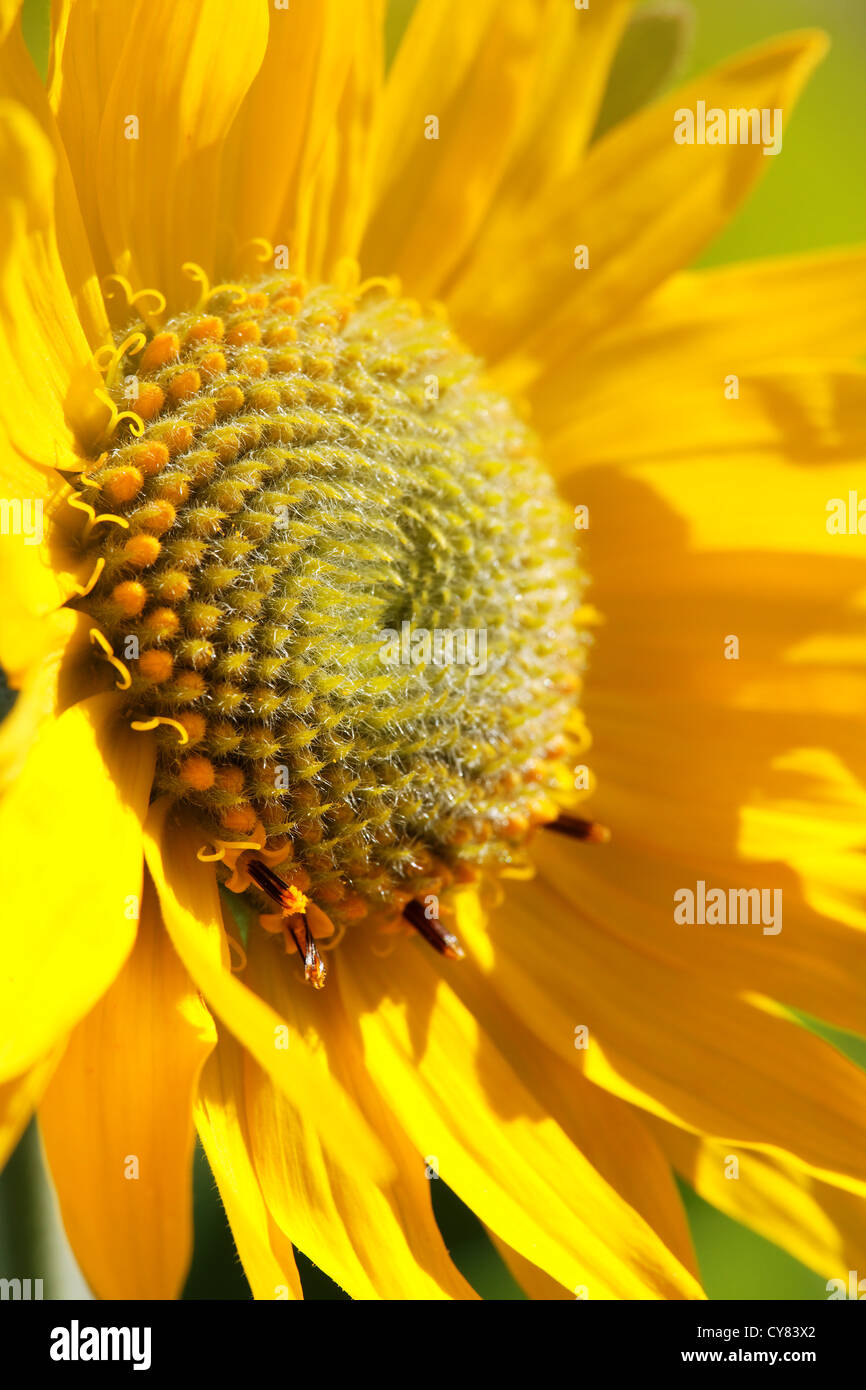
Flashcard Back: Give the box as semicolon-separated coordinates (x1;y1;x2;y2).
554;735;866;1039
0;1049;61;1171
444;895;698;1280
491;0;633;205
48;0;130;277
547;412;866;1038
432;0;631;313
449;31;828;386
0;477;100;682
650;1115;866;1286
2;2;108;351
219;0;382;281
338;932;702;1299
487;1232;573;1300
599;451;866;559
301;1;384;281
545;359;866;470
0;97;103;462
469;862;866;1198
362;0;545;298
0;548;81;685
0;610;82;773
143;799;391;1184
95;0;268;308
533;248;866;439
543;345;866;474
237;925;475;1300
0;692;153;1081
195;1034;303;1301
38;874;216;1298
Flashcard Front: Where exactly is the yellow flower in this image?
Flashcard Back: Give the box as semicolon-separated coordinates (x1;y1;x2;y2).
1;0;865;1301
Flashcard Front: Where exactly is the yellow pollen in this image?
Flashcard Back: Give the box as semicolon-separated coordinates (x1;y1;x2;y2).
135;383;165;420
166;368;202;403
173;670;206;698
178;754;216;790
184;316;224;345
123;533;161;569
198;350;227;379
100;465;144;504
221;805;258;834
177;711;208;743
150;569;191;602
133;498;176;533
130;715;189;744
141;606;180;641
129;441;170;476
226;319;261;347
282;885;308;915
138;649;173;683
140;332;180;373
111;579;148;616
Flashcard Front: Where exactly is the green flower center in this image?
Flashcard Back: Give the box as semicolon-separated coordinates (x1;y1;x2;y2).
78;275;585;936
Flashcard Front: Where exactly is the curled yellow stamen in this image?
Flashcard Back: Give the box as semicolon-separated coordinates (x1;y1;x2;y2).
71;451;109;491
67;491;97;525
356;274;400;299
241;237;274;265
130;716;190;745
117;411;145;436
93;388;145;440
182;262;248;313
209;282;247;308
84;510;130;540
182;261;210;308
220;820;290;890
258;912;286;936
371;938;400;959
320;920;348;953
101;273;137;310
102;274;167;323
104;331;147;388
132;287;166;318
93;344;117;373
89;627;132;691
226;934;248;972
197;838;263;864
69;555;105;598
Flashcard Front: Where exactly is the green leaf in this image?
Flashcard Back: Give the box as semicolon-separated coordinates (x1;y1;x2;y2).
592;2;695;142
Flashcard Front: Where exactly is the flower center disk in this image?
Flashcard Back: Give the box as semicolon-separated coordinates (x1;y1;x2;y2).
79;276;585;937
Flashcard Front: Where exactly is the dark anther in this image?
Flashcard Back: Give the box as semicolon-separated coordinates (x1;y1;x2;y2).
247;859;326;988
287;916;327;990
403;898;465;960
545;814;610;843
246;858;297;907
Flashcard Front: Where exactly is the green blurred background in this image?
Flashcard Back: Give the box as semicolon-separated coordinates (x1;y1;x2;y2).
2;0;864;1301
